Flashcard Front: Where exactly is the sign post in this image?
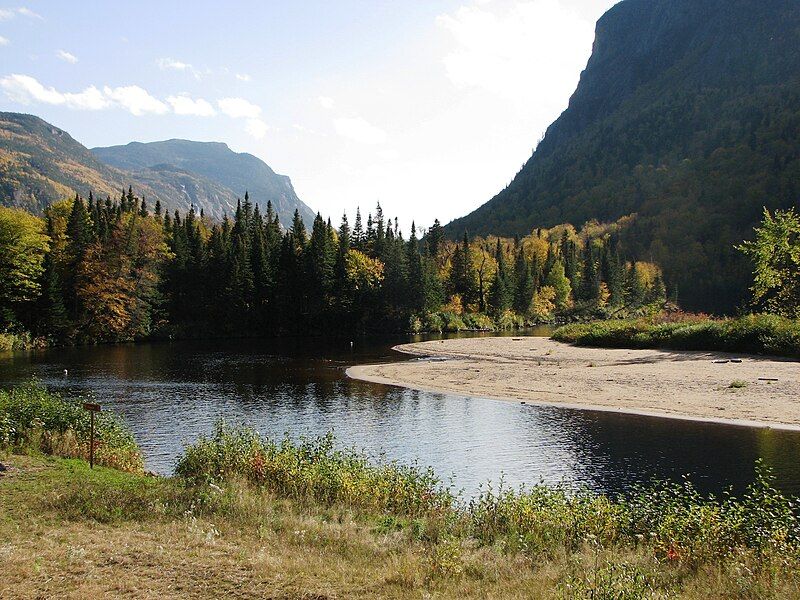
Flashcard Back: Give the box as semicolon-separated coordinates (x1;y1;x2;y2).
82;402;101;469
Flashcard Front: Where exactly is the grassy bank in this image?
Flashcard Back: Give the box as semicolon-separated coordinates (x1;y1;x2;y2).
3;385;800;597
0;381;143;472
552;313;800;358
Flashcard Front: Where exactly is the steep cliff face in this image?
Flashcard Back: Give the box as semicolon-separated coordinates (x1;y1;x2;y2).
447;0;800;312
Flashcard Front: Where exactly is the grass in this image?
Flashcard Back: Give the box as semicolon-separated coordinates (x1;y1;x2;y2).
3;383;800;598
552;313;800;358
0;380;143;472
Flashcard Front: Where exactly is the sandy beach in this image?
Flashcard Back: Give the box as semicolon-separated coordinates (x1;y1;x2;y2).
347;337;800;430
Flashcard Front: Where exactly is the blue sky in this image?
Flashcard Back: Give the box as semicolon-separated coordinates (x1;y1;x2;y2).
0;0;617;229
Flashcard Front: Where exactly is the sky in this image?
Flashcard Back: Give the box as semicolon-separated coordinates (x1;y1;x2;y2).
0;0;618;230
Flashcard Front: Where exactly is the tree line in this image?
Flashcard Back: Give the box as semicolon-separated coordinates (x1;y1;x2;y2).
0;188;667;344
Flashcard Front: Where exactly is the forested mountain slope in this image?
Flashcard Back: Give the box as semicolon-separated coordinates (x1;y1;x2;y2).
445;0;800;312
0;112;314;225
92;139;315;227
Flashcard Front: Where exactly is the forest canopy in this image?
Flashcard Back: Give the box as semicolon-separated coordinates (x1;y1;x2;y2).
0;188;667;345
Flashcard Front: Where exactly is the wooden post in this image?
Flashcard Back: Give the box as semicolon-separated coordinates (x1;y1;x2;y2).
82;402;101;469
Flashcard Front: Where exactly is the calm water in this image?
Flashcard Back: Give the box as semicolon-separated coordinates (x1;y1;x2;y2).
2;332;800;497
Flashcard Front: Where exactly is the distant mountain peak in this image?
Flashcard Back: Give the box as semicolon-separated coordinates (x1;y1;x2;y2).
92;138;314;226
0;111;315;227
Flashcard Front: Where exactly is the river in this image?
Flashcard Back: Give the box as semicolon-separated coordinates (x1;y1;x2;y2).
2;331;799;497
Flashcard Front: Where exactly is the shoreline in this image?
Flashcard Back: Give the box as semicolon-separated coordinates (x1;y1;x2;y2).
346;337;800;431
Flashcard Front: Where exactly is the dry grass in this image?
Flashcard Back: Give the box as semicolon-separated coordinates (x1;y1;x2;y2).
1;454;799;599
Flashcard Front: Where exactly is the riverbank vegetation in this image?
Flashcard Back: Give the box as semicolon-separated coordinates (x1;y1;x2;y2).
2;386;800;598
0;381;142;472
553;312;800;358
0;193;665;345
553;208;800;357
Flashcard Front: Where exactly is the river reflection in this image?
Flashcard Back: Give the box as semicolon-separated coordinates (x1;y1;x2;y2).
2;333;799;497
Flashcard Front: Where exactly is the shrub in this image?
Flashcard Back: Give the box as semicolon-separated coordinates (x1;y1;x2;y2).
175;422;455;519
462;313;494;331
0;380;143;472
441;312;467;332
552;313;800;358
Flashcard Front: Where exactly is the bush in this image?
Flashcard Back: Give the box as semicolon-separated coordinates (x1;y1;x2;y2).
175;422;455;518
552;313;800;357
0;380;143;472
462;313;494;331
174;424;800;574
0;331;32;352
441;312;467;332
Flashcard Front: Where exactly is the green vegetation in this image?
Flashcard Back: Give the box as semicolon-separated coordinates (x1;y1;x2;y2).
0;191;666;344
3;398;800;597
0;381;142;472
553;313;800;358
445;0;800;314
738;207;800;319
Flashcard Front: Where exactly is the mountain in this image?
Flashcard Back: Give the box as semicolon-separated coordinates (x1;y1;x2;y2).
92;139;316;227
445;0;800;313
0;112;125;211
0;112;314;226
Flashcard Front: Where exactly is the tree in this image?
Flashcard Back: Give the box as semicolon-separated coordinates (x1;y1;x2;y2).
63;195;95;319
544;260;572;310
0;207;49;327
449;232;477;308
426;219;444;258
488;240;512;315
513;249;534;314
406;223;425;312
737;207;800;318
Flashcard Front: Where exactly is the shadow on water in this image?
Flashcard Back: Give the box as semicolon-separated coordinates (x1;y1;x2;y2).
1;330;799;497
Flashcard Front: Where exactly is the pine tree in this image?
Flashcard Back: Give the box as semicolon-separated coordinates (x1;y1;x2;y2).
513;249;534;314
488;240;512;315
426;219;443;258
406;222;424;312
352;208;364;250
579;243;601;303
36;216;69;338
64;195;95;319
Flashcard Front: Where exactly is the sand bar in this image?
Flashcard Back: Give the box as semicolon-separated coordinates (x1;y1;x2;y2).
347;337;800;430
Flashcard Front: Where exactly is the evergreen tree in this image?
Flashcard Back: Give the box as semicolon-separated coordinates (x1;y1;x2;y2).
489;240;512;315
426;219;443;258
63;195;95;319
513;249;534;314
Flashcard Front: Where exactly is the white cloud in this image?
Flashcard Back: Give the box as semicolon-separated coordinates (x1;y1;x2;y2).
156;57;201;79
217;96;261;119
245;118;268;139
0;6;41;20
167;94;216;117
56;49;78;64
318;96;335;110
103;85;169;115
437;0;594;103
235;73;252;82
0;74;109;109
16;6;42;19
333;116;387;145
0;35;9;46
